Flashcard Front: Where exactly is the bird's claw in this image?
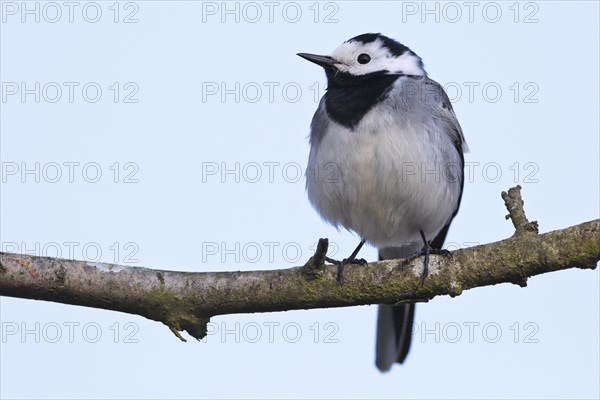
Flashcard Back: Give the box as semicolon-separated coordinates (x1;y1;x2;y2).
326;257;369;284
344;257;368;267
401;247;452;285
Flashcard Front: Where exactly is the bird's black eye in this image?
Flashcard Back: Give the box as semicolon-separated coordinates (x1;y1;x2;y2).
357;53;371;64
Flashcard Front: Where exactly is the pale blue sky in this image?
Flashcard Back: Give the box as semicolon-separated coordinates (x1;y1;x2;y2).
1;1;599;399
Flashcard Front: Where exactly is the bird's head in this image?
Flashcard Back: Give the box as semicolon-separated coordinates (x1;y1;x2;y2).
298;33;426;87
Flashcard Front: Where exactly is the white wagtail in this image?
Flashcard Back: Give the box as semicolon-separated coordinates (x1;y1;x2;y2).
298;33;467;372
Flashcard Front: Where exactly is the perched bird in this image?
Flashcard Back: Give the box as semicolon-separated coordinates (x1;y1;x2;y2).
298;33;467;372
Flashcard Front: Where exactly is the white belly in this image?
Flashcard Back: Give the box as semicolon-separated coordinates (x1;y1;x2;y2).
306;116;462;248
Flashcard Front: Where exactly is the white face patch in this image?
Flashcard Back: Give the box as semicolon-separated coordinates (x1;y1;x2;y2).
329;38;426;76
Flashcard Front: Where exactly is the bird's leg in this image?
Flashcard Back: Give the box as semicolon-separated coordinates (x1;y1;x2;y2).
326;239;368;283
403;231;451;285
347;239;367;261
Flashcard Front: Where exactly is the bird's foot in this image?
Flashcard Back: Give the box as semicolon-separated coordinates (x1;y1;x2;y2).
325;256;368;284
325;239;367;284
401;231;452;285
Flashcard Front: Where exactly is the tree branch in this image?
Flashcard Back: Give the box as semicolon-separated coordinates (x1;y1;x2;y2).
1;188;598;341
502;185;539;235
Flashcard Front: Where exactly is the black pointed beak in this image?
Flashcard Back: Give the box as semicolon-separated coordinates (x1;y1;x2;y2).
297;53;337;68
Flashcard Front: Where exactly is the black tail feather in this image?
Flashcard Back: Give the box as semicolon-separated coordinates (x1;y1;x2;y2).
375;223;452;371
392;303;415;364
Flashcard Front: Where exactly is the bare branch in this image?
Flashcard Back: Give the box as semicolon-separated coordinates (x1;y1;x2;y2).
0;188;598;341
502;185;539;235
302;238;329;279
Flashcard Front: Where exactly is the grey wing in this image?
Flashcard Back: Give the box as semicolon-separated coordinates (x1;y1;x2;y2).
308;97;330;147
423;77;468;156
389;76;467;212
422;77;467;220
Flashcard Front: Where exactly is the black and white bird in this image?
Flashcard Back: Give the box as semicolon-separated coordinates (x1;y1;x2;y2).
298;33;467;372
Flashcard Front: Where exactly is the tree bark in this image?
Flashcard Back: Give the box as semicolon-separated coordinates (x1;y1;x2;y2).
1;187;598;341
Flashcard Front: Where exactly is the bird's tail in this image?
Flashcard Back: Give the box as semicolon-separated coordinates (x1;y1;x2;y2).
375;244;420;372
375;303;415;372
375;225;452;372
